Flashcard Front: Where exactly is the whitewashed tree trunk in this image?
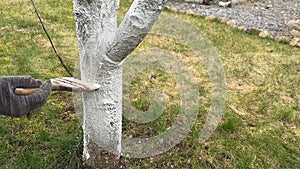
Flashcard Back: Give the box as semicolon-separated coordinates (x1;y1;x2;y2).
72;0;165;167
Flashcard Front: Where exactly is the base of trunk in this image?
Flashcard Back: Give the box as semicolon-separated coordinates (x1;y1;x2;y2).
84;141;120;169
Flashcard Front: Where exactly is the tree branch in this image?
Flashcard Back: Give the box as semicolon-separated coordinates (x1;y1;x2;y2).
106;0;166;63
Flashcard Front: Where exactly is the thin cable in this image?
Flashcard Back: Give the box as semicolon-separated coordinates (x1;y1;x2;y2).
30;0;73;77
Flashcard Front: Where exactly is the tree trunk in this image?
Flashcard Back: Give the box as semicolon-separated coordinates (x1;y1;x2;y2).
72;0;165;167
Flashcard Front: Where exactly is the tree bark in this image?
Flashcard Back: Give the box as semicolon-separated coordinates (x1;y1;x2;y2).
72;0;165;167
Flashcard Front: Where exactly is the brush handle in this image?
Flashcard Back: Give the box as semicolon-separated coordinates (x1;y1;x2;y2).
15;88;40;95
15;86;65;95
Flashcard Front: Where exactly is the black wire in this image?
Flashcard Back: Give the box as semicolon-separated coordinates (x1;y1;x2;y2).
30;0;73;77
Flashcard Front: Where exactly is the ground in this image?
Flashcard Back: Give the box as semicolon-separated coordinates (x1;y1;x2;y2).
167;0;300;37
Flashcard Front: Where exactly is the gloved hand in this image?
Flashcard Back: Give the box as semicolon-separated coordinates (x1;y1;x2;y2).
0;76;52;117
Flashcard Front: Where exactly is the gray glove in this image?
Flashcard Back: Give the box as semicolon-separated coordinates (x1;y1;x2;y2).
0;76;52;117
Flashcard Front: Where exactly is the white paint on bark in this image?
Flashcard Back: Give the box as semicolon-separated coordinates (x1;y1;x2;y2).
72;0;165;161
107;0;166;62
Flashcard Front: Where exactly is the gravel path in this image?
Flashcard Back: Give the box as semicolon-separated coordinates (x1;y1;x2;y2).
166;0;300;37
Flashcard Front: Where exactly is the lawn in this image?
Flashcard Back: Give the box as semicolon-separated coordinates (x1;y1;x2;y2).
0;0;299;168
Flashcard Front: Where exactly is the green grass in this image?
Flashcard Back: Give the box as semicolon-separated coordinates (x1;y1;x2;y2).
1;0;300;168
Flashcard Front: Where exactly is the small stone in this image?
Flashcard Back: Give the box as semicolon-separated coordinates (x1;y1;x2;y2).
232;0;247;5
287;20;300;31
205;15;217;21
275;36;291;43
259;30;272;39
179;9;186;13
194;13;203;17
248;27;262;35
220;17;229;24
185;0;200;3
198;0;204;3
238;26;247;32
247;121;257;127
227;20;238;28
266;4;273;9
219;1;232;7
290;38;300;47
291;30;300;38
186;9;195;15
170;7;178;12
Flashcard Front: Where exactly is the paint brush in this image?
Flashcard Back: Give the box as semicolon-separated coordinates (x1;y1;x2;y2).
14;77;100;95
